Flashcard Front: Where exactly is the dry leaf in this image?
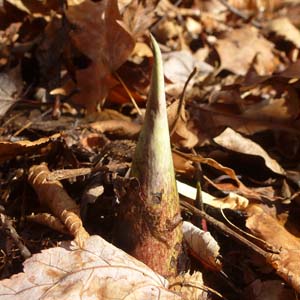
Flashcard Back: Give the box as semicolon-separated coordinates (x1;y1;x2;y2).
169;272;211;300
182;221;222;271
0;235;181;300
5;0;61;18
213;127;285;175
267;17;300;48
0;133;60;163
90;119;141;139
168;99;199;149
215;25;278;75
174;150;260;200
246;205;300;293
163;51;213;96
26;213;69;235
0;66;23;116
66;0;135;112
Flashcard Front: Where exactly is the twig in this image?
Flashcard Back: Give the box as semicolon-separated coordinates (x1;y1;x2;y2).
170;67;197;136
0;213;31;259
114;72;142;116
216;0;262;28
180;200;274;258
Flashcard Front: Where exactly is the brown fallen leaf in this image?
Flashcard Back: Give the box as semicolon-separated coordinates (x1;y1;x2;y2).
215;25;279;75
66;0;135;112
89;119;141;139
213;127;285;175
0;235;181;300
174;150;260;200
28;163;89;246
0;133;60;164
246;205;300;293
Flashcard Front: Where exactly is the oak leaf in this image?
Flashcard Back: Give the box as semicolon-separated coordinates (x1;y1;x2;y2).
66;0;135;112
0;235;181;300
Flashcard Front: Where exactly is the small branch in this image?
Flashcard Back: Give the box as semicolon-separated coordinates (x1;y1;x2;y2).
180;200;274;258
0;213;31;259
216;0;262;28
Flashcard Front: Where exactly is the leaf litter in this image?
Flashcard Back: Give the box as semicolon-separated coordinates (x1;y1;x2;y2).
0;0;300;299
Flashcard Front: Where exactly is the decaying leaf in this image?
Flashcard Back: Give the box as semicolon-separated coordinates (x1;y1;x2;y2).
213;127;285;175
0;235;181;300
182;221;222;271
66;0;135;111
28;163;89;246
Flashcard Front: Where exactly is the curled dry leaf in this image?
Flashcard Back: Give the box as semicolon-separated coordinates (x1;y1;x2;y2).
174;150;260;200
0;235;181;300
28;163;89;246
246;205;300;293
26;213;69;235
213;127;285;175
0;133;60;164
182;221;222;271
66;0;135;112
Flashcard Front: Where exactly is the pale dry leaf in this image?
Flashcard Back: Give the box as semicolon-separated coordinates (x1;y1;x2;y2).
213;127;285;175
0;66;23;116
268;17;300;48
0;235;181;300
177;180;249;210
163;50;213;96
182;221;222;271
215;25;278;75
169;272;211;300
66;0;135;111
0;133;60;163
246;205;300;293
